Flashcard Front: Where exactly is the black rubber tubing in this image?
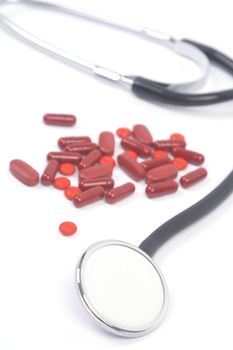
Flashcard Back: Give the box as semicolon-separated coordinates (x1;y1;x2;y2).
132;39;233;106
139;170;233;257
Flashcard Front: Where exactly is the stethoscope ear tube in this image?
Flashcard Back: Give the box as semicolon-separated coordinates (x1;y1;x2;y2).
132;40;233;106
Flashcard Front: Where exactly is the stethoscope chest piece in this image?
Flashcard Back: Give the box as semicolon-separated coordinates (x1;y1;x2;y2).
76;240;168;337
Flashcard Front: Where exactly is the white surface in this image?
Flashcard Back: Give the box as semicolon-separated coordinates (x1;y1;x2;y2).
79;242;165;332
0;0;233;349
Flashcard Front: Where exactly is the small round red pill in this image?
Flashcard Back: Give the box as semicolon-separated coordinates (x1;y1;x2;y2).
59;222;77;236
99;156;116;168
59;163;76;176
64;186;81;200
153;150;168;159
146;181;179;198
54;177;71;190
180;168;207;188
170;133;185;142
105;183;135;204
124;150;138;160
73;186;105;208
172;147;205;165
99;131;115;156
43;113;76;126
10;159;39;187
146;164;178;184
173;157;188;170
133;124;153;145
41;159;59;186
116;127;132;138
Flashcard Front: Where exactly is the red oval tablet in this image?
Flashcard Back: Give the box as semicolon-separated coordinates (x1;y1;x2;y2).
43;114;76;126
146;164;178;184
133;124;153;145
59;222;77;236
105;183;135;204
146;181;179;198
79;164;113;181
180;168;207;188
99;131;115;156
10;159;39;187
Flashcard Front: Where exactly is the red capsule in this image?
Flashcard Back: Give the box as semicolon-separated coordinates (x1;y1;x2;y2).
43;113;76;126
146;181;179;198
146;164;178;184
117;153;145;181
64;142;98;154
79;164;113;181
180;168;207;188
172;147;205;165
58;136;91;149
73;186;105;207
105;183;135;204
47;152;82;164
153;140;186;151
79;177;114;191
78;149;102;170
41;159;59;186
121;138;152;158
99;131;115;156
133;124;153;145
10;159;39;186
140;156;171;172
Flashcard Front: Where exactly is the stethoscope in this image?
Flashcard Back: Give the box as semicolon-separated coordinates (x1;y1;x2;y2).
1;0;233;338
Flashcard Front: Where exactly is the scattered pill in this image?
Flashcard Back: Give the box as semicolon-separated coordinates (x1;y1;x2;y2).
43;113;76;126
58;136;91;149
48;152;82;164
172;157;188;170
65;142;98;154
99;156;116;168
146;164;178;184
172;147;205;165
54;177;71;190
133;124;153;145
154;140;186;151
10;159;39;187
116;127;132;138
73;186;105;207
121;138;151;158
59;162;76;176
170;133;185;142
146;181;179;198
41;159;59;186
105;182;135;204
79;164;113;181
78;149;102;170
99;131;115;156
140;156;171;172
117;153;145;181
59;221;77;236
180;168;207;188
153;150;168;159
79;177;114;191
124;150;138;160
64;186;82;200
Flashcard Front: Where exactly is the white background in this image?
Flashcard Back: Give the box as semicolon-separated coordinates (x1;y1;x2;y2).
0;0;233;349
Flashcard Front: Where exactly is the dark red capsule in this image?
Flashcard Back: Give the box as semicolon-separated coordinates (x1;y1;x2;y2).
43;113;76;126
153;140;186;151
99;131;115;156
79;164;113;181
105;183;135;204
146;164;178;184
140;156;171;172
41;159;59;186
78;149;102;170
73;186;105;207
10;159;39;186
79;177;114;191
58;136;91;149
133;124;153;145
117;153;145;181
47;152;82;164
64;142;98;154
172;147;205;165
146;181;179;198
121;138;152;158
180;168;207;188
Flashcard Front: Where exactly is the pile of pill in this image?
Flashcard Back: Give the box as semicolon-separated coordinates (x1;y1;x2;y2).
9;114;208;234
